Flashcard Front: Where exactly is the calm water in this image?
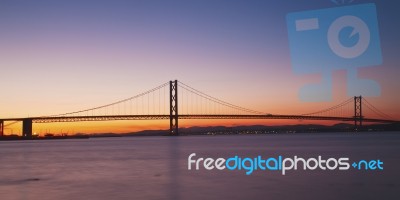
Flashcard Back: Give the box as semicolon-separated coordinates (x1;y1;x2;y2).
0;132;399;200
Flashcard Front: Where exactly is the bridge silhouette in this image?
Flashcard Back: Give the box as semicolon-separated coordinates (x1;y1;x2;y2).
0;80;398;137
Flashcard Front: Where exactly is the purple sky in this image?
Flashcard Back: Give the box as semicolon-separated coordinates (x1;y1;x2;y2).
0;0;398;127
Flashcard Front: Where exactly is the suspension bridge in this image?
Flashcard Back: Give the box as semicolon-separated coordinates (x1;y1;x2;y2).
0;80;398;137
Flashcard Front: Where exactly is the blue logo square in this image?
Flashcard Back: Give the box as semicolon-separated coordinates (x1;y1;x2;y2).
286;3;382;102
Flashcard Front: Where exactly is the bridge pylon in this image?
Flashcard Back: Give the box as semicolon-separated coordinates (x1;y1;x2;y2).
23;118;33;138
0;120;3;137
354;96;363;130
169;80;178;136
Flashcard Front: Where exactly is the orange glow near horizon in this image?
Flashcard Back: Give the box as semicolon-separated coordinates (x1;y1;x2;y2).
3;63;399;136
2;118;366;136
2;68;399;135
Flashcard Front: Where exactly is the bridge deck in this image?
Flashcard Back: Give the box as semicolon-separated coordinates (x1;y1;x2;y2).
1;115;397;124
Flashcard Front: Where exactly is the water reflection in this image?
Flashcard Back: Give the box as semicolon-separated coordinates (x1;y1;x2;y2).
0;133;399;200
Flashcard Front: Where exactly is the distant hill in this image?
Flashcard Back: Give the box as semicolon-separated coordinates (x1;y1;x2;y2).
88;122;400;137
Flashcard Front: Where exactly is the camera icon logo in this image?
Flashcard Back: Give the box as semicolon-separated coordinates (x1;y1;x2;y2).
286;3;382;102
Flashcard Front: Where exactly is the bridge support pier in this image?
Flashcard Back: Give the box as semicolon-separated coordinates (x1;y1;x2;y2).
22;118;33;138
354;96;363;130
170;80;178;136
0;120;3;137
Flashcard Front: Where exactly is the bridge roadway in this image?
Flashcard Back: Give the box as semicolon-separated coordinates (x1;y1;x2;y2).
1;114;398;124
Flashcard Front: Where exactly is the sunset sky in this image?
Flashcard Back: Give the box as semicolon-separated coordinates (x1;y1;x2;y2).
1;0;399;134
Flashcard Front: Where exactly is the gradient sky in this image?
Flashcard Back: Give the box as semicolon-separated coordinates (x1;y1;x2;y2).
1;0;399;134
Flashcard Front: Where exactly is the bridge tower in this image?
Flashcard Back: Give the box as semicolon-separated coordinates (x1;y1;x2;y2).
354;96;363;130
0;120;3;137
22;118;33;138
169;80;178;136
